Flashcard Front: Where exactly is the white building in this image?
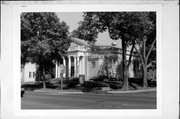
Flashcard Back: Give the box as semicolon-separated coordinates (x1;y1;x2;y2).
21;62;36;83
21;38;135;83
55;38;135;81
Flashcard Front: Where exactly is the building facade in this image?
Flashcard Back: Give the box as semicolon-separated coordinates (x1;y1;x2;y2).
21;38;136;83
21;62;36;83
55;38;135;81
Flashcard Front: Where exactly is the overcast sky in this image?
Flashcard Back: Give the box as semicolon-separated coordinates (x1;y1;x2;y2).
56;12;122;48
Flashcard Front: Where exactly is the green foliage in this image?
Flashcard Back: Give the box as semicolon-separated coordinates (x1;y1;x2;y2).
73;12;155;90
80;81;109;92
64;77;79;88
107;81;123;89
21;12;70;66
73;12;154;45
89;75;109;82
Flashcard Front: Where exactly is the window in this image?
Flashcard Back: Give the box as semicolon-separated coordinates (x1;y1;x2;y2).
29;72;32;78
33;72;36;78
29;72;36;78
91;61;96;68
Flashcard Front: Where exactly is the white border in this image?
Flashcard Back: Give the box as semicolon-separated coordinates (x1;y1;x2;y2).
12;4;162;117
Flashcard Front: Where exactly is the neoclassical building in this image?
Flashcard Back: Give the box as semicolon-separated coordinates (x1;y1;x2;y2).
55;38;135;81
21;37;135;83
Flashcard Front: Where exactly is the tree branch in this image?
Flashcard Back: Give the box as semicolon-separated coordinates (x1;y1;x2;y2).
147;62;152;68
146;39;156;62
143;36;147;64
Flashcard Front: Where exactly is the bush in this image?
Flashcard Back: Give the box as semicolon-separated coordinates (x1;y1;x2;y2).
49;77;80;89
89;75;109;82
129;78;143;86
107;81;123;89
22;83;43;90
80;81;109;92
65;77;79;88
109;77;118;81
148;80;156;87
50;78;61;85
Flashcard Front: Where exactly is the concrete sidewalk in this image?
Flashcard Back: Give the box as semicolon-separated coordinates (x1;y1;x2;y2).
32;88;156;95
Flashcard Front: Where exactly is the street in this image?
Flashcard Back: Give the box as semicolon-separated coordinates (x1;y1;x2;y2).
21;91;156;109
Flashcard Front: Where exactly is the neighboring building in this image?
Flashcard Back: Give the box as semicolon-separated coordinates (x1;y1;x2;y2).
21;37;137;82
21;62;36;83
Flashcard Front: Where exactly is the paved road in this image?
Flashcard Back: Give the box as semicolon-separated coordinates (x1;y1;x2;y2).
21;91;156;109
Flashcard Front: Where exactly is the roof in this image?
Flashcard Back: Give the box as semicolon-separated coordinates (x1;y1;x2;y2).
69;37;90;47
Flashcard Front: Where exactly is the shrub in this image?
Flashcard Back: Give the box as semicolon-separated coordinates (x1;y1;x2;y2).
129;78;143;86
80;81;109;92
95;81;109;87
49;77;80;89
50;78;61;85
109;77;118;81
107;81;123;89
148;80;156;87
65;77;79;88
22;83;43;90
89;75;109;82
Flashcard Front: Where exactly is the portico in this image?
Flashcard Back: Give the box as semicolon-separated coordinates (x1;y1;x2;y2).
64;55;86;78
55;38;89;80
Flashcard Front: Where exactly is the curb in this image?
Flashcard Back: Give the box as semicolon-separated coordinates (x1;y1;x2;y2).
31;88;156;95
33;90;84;94
107;88;156;94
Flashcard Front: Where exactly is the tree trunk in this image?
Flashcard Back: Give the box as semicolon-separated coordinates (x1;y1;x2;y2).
122;40;125;81
121;40;129;91
42;65;46;89
143;62;148;88
122;65;129;90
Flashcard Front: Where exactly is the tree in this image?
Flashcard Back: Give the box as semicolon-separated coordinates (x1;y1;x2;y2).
21;12;70;88
98;55;118;78
72;12;154;90
134;12;156;88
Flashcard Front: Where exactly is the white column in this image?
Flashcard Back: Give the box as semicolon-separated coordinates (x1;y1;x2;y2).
74;56;77;77
77;56;79;76
57;62;60;77
82;56;85;74
63;57;66;77
55;60;58;78
68;56;71;77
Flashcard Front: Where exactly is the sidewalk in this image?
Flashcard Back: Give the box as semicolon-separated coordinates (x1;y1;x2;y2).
32;88;156;95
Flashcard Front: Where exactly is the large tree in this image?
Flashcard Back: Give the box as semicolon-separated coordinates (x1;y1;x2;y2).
134;12;156;88
21;12;70;88
72;12;154;90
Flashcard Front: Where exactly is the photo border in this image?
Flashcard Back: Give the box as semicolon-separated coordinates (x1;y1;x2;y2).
12;4;162;117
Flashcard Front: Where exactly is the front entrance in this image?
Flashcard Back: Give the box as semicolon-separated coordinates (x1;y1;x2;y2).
71;66;74;77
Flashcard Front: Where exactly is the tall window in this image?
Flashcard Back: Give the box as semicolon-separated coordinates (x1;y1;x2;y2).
29;72;32;78
33;72;36;78
91;61;96;68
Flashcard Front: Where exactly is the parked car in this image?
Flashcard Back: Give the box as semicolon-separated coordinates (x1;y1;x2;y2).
21;87;25;97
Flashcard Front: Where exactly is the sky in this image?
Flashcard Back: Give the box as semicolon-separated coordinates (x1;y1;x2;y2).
56;12;122;48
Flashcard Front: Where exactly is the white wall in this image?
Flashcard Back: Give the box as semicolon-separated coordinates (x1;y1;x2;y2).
23;63;36;83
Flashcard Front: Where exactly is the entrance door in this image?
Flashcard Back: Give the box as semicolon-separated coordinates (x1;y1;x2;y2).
71;66;74;77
